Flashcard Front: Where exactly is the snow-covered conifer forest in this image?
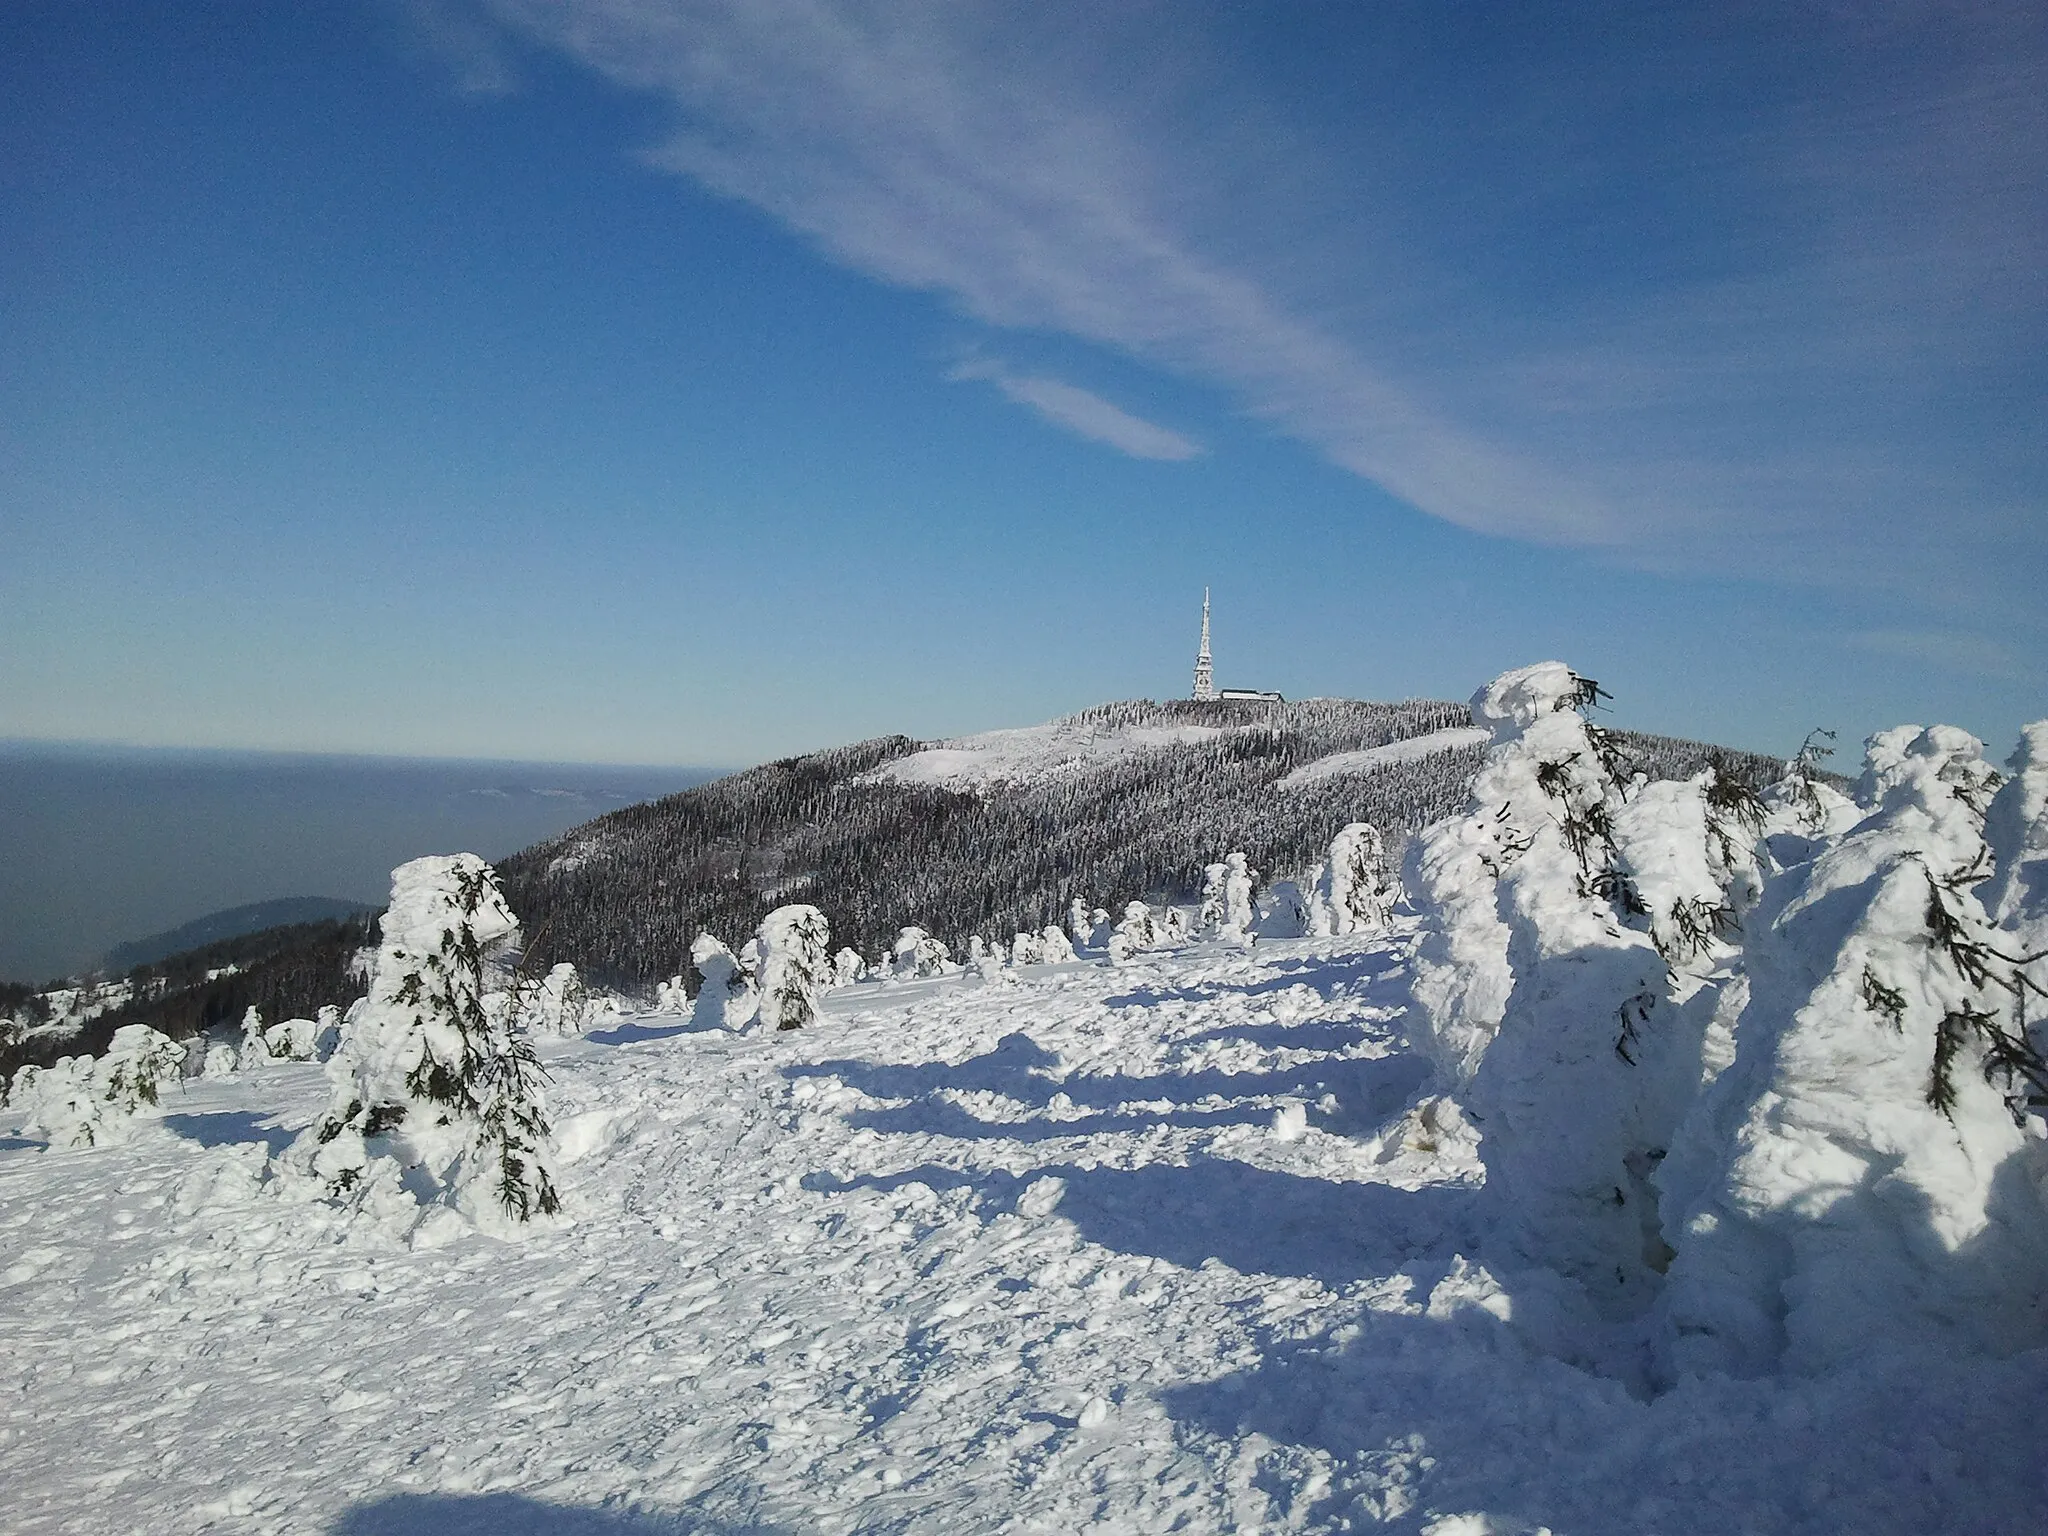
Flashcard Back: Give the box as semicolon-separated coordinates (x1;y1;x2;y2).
5;675;2044;1535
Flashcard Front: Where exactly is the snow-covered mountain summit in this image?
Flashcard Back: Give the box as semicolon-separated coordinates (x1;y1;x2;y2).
501;696;1776;987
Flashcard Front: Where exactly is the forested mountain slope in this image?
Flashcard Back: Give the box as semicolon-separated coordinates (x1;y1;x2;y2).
500;696;1783;985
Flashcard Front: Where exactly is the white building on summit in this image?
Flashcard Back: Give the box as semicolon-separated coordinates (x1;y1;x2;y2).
1191;590;1283;704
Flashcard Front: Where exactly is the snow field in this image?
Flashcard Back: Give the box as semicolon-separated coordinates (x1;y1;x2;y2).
5;931;2044;1534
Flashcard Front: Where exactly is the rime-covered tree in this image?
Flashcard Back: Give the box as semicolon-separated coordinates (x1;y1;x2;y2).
240;1006;268;1068
690;932;755;1031
1984;720;2048;949
1108;901;1161;962
17;1025;186;1149
1223;852;1257;939
292;854;562;1231
1038;925;1076;964
1657;725;2048;1379
1315;822;1395;935
890;927;950;979
758;905;831;1031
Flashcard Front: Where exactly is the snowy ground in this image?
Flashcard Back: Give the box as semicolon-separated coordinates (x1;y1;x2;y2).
4;930;2043;1535
1276;729;1490;792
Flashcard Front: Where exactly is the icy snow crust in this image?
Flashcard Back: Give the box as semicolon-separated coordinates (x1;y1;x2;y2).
6;932;2045;1534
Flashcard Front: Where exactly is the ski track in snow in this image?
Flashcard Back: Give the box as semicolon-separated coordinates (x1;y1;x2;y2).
1276;729;1491;792
2;932;2042;1535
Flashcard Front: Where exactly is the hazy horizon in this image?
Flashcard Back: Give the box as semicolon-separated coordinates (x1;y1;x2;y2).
1;743;718;985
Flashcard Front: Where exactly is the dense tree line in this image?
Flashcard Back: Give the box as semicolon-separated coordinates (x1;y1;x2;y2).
498;698;1785;988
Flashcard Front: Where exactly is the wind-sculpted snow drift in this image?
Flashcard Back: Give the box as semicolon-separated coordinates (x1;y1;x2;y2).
6;671;2048;1534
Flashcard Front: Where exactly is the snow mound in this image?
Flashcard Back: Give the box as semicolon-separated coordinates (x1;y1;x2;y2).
1278;726;1490;790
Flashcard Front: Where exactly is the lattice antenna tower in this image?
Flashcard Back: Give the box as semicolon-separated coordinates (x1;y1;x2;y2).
1192;588;1215;702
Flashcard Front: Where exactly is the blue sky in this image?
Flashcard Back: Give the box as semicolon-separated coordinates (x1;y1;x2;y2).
4;0;2042;768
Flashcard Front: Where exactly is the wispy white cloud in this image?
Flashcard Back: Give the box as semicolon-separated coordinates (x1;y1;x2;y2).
948;358;1201;461
1843;629;2033;682
471;0;2047;600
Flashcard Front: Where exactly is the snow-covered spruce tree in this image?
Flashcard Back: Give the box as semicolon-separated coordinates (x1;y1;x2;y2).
831;946;868;988
292;854;561;1231
690;932;756;1031
1983;720;2048;950
1256;880;1312;939
264;1017;325;1061
1223;852;1258;939
1068;898;1097;952
517;962;588;1038
1405;662;1712;1311
890;927;949;979
1038;925;1077;964
1314;822;1396;936
1010;930;1043;967
240;1006;268;1068
18;1025;186;1149
1198;862;1229;935
1655;726;2048;1379
757;904;831;1031
1107;901;1162;962
18;1057;103;1149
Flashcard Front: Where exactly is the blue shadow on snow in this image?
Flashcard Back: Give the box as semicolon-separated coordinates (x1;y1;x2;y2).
160;1109;297;1156
804;1155;1476;1287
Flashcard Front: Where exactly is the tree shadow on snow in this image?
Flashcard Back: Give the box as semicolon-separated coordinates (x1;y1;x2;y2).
805;1156;1476;1286
332;1491;793;1535
583;1018;719;1046
160;1108;297;1155
790;1029;1431;1143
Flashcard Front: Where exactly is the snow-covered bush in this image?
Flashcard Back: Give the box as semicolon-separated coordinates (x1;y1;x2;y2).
1312;822;1395;936
1199;853;1260;941
653;975;689;1013
690;933;757;1031
17;1057;103;1149
263;1016;325;1062
289;854;562;1232
1108;901;1164;962
1037;925;1076;964
518;962;589;1038
201;1043;239;1080
1010;931;1043;967
1655;725;2048;1378
16;1024;185;1149
890;927;950;979
831;947;868;988
1255;880;1311;939
758;905;831;1031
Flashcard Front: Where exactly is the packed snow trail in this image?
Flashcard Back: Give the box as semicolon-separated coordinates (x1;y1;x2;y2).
3;933;2042;1535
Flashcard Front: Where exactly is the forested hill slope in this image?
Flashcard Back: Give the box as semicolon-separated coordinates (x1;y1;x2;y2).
499;697;1784;986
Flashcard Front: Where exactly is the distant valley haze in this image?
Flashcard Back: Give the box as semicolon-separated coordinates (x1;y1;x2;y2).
0;742;715;984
